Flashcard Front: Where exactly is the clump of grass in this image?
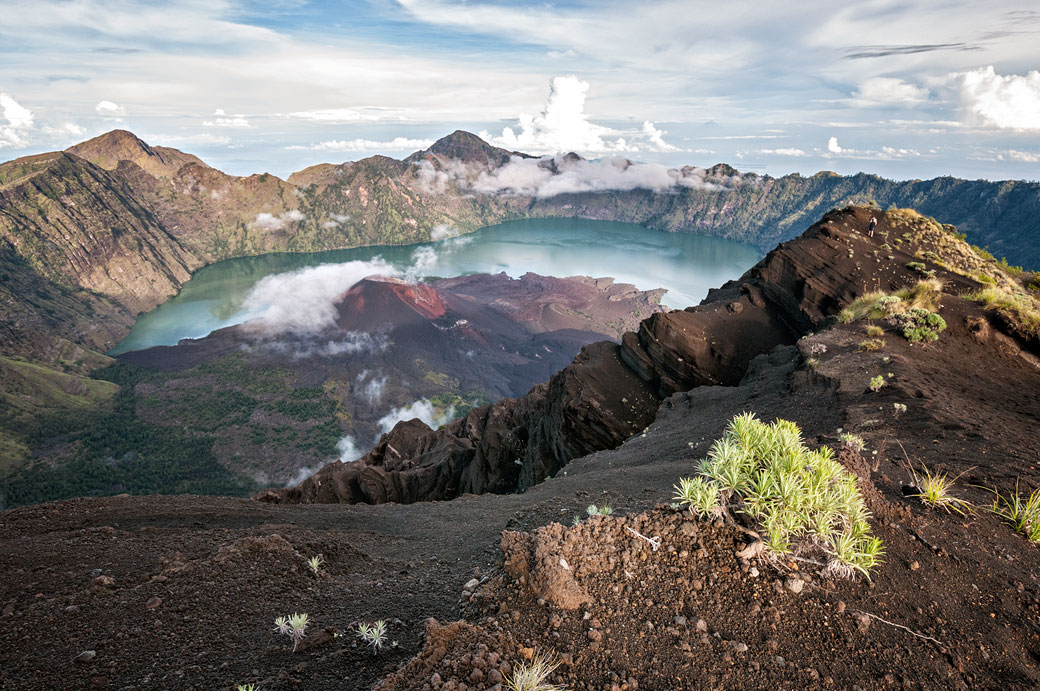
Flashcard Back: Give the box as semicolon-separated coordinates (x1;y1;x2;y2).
674;413;883;578
586;504;613;517
858;338;885;352
237;685;260;691
274;613;309;652
906;463;973;515
307;555;323;576
356;620;388;654
967;286;1040;339
865;324;884;337
868;375;885;392
984;481;1040;543
893;402;907;415
893;308;947;343
506;652;568;691
839;433;866;453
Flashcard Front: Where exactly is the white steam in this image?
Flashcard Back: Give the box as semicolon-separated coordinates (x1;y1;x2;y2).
252;209;306;231
356;370;388;404
335;435;364;463
377;399;456;434
430;223;461;240
239;245;440;335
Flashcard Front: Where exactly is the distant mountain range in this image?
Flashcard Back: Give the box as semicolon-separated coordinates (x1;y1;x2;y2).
1;129;1038;495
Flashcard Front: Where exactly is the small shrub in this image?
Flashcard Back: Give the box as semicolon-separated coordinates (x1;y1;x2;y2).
906;262;926;272
586;504;613;516
968;286;1040;338
906;464;972;515
894;308;946;343
356;620;389;654
274;613;309;652
675;414;883;578
307;555;324;576
893;403;907;415
865;325;884;337
237;685;259;691
858;338;885;352
839;433;866;453
868;375;885;392
985;481;1040;543
506;652;568;691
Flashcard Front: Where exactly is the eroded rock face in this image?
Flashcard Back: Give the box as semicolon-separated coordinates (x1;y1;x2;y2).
264;207;917;506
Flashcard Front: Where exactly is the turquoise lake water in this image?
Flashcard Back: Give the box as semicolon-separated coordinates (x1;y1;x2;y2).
111;218;763;354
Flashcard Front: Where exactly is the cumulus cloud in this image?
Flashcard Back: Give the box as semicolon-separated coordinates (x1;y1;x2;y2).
251;209;306;231
377;398;455;434
478;75;680;155
998;149;1040;163
287;137;434;152
0;93;34;148
852;77;929;105
827;136;843;154
949;66;1040;130
95;99;126;116
824;136;919;160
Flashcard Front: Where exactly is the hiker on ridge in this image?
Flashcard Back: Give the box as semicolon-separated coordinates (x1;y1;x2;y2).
868;216;878;237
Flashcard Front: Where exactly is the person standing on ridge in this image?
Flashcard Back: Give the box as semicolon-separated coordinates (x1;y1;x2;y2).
868;216;878;237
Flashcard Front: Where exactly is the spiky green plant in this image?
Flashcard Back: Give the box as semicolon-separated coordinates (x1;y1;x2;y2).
273;612;309;652
984;481;1040;543
237;685;260;691
906;464;973;515
506;652;568;691
673;476;721;518
868;375;885;392
675;414;883;578
307;555;324;576
356;620;388;654
586;504;613;516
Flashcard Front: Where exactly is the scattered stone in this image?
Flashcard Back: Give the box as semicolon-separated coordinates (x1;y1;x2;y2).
694;618;708;633
910;561;920;571
786;577;805;594
673;615;687;626
92;575;115;588
74;650;96;664
587;629;603;642
145;597;162;609
464;578;480;591
836;601;846;614
856;614;872;633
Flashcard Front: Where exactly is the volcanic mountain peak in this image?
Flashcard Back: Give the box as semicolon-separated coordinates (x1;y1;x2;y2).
337;276;448;326
66;128;208;179
406;129;530;167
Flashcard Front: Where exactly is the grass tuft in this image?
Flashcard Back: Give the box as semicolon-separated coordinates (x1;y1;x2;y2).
906;464;973;515
506;652;568;691
983;481;1040;543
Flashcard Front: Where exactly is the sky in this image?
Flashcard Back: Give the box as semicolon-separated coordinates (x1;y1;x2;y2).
1;0;1038;181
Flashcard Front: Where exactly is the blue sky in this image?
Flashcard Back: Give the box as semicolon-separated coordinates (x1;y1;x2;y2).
1;0;1038;181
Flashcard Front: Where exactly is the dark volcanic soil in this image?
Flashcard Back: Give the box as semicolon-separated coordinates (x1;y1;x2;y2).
2;208;1040;690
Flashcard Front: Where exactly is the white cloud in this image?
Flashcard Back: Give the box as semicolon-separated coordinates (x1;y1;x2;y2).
287;136;434;152
480;75;634;154
852;77;929;105
250;209;305;231
377;398;455;434
95;100;126;116
479;75;680;155
999;149;1040;164
827;136;843;154
1;93;34;148
203;114;250;127
321;212;351;229
641;120;681;153
754;148;808;157
949;66;1040;130
283;108;384;122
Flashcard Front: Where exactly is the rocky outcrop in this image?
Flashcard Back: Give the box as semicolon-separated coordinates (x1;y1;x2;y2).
263;206;938;506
